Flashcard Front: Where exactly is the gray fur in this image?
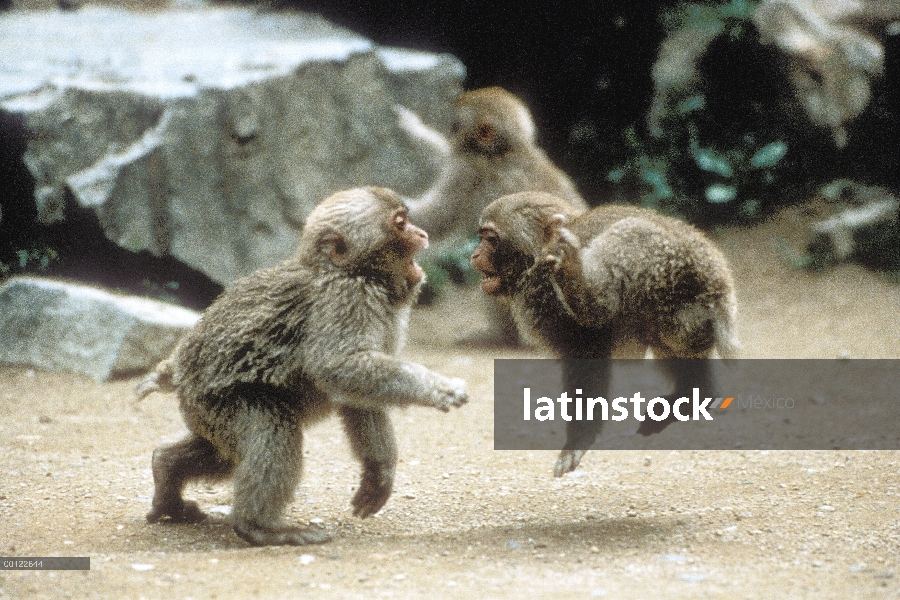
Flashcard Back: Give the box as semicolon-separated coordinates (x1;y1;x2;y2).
143;187;467;546
473;192;738;475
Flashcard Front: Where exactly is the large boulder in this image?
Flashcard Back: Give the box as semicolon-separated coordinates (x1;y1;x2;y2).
0;6;464;285
0;276;200;381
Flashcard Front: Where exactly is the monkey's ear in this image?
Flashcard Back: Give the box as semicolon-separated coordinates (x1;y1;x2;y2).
317;232;353;267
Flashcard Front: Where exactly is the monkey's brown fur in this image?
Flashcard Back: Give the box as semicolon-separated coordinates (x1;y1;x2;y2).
139;187;467;546
471;192;737;475
407;87;587;245
400;87;588;345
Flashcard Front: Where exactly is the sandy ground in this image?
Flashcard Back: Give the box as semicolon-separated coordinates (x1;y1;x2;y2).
1;212;899;599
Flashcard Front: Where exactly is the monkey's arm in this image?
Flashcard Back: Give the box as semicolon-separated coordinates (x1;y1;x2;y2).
307;350;467;412
394;105;451;158
538;244;607;329
404;165;477;242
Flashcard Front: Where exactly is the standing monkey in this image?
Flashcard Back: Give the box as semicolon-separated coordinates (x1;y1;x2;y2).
397;87;588;344
137;187;468;546
471;192;737;475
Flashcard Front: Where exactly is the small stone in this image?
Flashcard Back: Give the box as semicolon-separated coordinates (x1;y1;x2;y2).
131;563;154;572
818;505;835;511
658;554;687;563
299;554;315;565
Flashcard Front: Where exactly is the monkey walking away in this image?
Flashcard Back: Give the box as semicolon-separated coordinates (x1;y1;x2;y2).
397;86;588;345
137;187;468;546
471;192;738;476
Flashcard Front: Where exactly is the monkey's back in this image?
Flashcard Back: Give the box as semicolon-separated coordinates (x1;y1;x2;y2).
171;261;321;403
474;148;586;210
572;205;735;321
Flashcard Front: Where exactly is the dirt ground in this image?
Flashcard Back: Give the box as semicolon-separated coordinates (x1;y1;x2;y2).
1;212;899;599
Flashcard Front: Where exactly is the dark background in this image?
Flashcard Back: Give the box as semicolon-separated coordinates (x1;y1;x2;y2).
291;1;678;204
2;0;898;306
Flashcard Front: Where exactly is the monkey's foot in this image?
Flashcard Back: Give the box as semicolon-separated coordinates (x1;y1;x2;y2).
146;499;207;524
233;521;331;546
553;450;587;477
636;415;677;436
352;475;393;519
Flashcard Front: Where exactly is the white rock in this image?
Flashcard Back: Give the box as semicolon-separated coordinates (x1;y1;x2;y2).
0;276;198;381
0;6;464;286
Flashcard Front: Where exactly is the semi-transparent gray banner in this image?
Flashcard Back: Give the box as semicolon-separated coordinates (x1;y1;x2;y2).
494;359;900;450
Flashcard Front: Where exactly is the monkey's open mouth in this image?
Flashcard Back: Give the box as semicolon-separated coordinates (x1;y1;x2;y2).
407;260;425;286
480;273;502;295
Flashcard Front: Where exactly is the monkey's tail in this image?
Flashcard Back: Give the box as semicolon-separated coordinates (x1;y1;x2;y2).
133;357;176;401
712;293;740;359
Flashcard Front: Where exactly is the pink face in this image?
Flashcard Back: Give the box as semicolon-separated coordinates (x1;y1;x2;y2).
391;209;428;286
470;224;502;296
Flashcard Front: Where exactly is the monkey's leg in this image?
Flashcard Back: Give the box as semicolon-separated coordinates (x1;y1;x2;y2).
554;359;610;477
340;406;398;518
230;404;330;546
639;306;717;435
638;357;712;436
147;435;232;524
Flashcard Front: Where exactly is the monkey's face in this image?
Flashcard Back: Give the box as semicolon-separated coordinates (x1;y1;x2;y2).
472;192;584;298
470;222;532;297
452;87;536;158
455;116;512;158
378;207;429;288
305;187;428;294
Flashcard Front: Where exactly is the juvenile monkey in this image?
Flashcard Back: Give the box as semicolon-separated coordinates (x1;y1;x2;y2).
398;87;588;344
401;87;587;245
138;187;468;546
471;192;737;475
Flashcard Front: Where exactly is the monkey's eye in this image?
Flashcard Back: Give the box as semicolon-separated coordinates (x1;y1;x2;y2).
476;122;495;144
394;212;408;231
479;228;499;245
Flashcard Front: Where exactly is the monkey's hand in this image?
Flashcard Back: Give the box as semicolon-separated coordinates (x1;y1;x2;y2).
539;222;580;275
430;376;469;412
553;449;586;477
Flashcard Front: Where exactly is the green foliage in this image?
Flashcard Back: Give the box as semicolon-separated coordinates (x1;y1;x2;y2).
2;247;59;277
606;0;812;224
417;238;481;305
140;279;182;305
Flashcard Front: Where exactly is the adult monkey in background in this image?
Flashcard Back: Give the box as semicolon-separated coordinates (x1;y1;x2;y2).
396;87;588;344
471;192;737;476
137;187;468;546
